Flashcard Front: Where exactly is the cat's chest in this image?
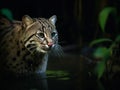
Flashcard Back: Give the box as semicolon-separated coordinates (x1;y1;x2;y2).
4;46;46;73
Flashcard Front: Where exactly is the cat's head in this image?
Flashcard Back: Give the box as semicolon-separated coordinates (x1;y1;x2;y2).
21;15;58;54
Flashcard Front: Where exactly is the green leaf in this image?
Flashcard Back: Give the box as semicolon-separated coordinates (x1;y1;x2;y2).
90;38;112;47
93;47;110;58
93;47;111;79
99;7;117;32
94;59;106;79
0;8;13;20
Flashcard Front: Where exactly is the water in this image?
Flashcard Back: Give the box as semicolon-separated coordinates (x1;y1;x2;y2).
0;72;120;90
0;54;119;90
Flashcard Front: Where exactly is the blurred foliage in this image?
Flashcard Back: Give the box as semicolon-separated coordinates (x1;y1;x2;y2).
90;38;112;47
93;47;111;79
90;7;120;79
0;8;13;20
99;7;117;33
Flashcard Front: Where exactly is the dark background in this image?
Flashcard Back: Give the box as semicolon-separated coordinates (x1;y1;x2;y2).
0;0;120;53
0;1;120;90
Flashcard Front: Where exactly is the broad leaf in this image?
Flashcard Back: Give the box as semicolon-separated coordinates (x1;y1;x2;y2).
93;47;110;58
94;59;106;79
99;7;117;32
93;47;111;79
90;38;112;47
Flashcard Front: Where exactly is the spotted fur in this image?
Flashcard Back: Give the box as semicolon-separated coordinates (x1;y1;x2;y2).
0;15;62;75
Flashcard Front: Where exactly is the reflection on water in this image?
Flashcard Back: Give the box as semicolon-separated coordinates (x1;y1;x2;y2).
0;73;48;90
0;71;74;90
0;71;120;90
0;72;75;90
0;54;120;90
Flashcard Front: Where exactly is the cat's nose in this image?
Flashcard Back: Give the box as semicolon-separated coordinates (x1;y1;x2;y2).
48;42;53;47
48;42;53;49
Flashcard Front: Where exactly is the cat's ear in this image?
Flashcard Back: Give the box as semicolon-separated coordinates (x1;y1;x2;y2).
49;15;57;25
22;15;33;27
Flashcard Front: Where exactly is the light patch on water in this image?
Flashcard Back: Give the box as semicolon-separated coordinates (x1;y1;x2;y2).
46;70;70;80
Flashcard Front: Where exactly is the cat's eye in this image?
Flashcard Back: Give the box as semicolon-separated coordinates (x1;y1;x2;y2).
51;32;56;37
37;33;44;38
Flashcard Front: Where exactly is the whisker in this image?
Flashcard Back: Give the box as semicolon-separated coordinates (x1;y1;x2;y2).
50;44;64;58
58;41;67;44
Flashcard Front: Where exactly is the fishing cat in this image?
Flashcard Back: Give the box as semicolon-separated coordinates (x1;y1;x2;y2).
0;15;62;76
